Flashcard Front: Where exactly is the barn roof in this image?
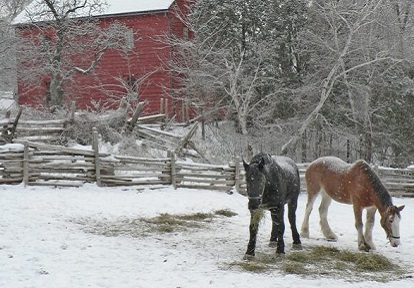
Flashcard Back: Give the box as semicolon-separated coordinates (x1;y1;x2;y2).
13;0;176;24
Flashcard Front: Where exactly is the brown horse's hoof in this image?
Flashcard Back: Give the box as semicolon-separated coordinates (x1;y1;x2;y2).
359;245;372;252
243;254;255;261
359;243;372;252
359;247;371;252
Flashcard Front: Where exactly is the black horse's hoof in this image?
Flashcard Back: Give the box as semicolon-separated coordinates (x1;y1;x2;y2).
243;254;255;261
275;252;286;258
292;243;303;250
269;241;277;248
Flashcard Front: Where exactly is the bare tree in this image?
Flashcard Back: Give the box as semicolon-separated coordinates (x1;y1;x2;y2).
166;0;414;163
281;0;404;159
15;0;133;108
0;0;28;92
0;0;28;20
167;0;306;135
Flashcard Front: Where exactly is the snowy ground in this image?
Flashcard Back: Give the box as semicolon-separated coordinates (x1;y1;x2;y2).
1;184;413;288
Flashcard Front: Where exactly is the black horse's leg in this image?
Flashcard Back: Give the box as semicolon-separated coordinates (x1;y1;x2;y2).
288;199;302;249
269;210;277;246
244;209;260;259
270;206;285;254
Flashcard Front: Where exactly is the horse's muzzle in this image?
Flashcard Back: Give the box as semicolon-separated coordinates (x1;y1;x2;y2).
389;235;400;247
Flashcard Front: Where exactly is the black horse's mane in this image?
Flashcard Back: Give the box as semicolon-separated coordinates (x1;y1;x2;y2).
250;152;273;166
355;160;393;208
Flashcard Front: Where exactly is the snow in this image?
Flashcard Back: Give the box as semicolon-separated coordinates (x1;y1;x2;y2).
13;0;175;24
0;91;17;111
102;0;175;15
0;143;24;152
1;183;413;287
312;156;351;172
274;155;298;176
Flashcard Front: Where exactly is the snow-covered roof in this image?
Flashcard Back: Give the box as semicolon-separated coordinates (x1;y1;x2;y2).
97;0;176;15
13;0;175;24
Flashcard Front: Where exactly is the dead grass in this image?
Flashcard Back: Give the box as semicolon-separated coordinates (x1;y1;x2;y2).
250;208;265;229
140;212;211;233
228;245;408;282
78;209;237;237
228;261;271;272
214;209;238;217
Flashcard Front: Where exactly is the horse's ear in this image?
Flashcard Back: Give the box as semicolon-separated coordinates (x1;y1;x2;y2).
398;205;405;212
243;159;249;170
258;156;265;170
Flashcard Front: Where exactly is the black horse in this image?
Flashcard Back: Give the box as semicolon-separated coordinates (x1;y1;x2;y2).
243;152;302;258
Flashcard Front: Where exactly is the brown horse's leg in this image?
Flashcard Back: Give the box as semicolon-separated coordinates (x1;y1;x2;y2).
353;205;371;251
300;186;319;238
364;206;377;250
319;191;338;241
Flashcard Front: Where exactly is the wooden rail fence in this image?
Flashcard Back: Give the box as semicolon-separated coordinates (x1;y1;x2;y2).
0;107;71;144
0;134;238;192
0;142;413;197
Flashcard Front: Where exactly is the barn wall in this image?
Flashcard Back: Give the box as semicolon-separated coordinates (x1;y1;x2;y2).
16;0;192;119
73;12;173;115
166;0;198;121
16;26;53;108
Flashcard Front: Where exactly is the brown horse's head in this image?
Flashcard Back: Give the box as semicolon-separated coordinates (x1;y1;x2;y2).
380;205;405;247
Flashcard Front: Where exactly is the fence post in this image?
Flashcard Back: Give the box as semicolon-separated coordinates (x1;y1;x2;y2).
160;98;164;114
69;101;76;124
23;142;29;186
164;98;169;124
126;102;144;132
92;127;101;187
234;156;241;194
374;164;379;176
170;150;177;189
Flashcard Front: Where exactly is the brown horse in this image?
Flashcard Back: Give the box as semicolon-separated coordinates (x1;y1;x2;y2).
300;156;404;251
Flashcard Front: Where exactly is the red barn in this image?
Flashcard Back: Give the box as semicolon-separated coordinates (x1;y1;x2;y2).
13;0;193;119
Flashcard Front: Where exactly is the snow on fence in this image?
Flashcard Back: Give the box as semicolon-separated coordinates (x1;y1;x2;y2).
0;129;239;192
0;139;413;197
0;107;71;144
0;143;25;183
0;107;208;161
374;166;414;197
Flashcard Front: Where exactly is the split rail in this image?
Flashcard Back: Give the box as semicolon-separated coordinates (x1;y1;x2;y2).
0;135;413;197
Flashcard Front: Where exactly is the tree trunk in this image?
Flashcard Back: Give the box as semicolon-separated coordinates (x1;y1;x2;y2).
49;75;63;107
238;114;248;135
362;130;372;162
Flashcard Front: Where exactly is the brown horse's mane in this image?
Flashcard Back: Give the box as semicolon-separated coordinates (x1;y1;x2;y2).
354;160;393;209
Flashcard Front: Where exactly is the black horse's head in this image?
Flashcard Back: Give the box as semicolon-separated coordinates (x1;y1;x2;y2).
243;156;267;210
